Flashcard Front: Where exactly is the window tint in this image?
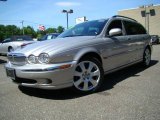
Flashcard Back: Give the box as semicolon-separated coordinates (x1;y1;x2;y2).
58;19;108;38
123;21;146;35
107;20;123;35
12;36;33;41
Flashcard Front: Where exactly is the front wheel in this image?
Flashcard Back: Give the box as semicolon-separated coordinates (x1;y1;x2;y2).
142;48;151;67
73;57;104;93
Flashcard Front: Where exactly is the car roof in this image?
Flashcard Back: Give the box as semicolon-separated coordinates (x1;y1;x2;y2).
112;15;137;22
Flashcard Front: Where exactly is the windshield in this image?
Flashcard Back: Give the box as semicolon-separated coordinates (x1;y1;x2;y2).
39;35;47;41
58;19;108;38
39;34;59;41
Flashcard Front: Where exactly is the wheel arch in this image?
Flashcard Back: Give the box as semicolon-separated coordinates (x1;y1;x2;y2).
74;47;103;65
145;45;152;54
8;46;13;51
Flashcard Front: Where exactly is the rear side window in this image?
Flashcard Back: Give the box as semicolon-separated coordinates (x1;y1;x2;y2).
14;36;33;41
123;21;146;35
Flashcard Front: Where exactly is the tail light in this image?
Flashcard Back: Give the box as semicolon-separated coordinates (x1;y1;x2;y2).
21;43;32;48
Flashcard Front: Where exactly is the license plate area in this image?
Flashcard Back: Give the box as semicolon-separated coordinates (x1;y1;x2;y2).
6;68;15;80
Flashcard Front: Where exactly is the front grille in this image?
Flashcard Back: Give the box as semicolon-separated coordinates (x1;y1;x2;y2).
8;53;26;66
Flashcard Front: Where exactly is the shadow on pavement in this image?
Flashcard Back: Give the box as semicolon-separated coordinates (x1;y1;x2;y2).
99;60;158;93
19;86;87;100
0;58;7;64
19;60;158;100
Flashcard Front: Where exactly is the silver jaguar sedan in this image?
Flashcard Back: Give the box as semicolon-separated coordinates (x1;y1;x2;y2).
5;15;152;93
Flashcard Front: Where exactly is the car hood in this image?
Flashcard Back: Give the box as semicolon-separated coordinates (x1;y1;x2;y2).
13;36;96;56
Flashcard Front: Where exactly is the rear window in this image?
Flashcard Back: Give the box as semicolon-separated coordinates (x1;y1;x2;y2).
123;21;146;35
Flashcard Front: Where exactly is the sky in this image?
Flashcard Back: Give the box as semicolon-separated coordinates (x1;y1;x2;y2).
0;0;159;30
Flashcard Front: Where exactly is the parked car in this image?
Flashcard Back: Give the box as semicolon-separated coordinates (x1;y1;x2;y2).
0;35;36;54
151;35;160;44
38;33;60;41
5;15;152;93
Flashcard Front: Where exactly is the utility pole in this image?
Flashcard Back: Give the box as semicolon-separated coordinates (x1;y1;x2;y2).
66;12;69;30
144;6;147;29
20;20;24;35
140;4;154;34
62;9;73;29
146;12;150;33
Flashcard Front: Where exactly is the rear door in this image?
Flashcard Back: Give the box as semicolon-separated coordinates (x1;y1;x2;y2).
122;20;147;62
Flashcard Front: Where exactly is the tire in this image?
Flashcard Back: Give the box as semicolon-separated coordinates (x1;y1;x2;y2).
157;39;160;44
8;47;14;52
73;57;104;93
142;48;151;67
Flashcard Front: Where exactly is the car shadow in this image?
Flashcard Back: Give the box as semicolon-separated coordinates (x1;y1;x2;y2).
98;60;158;93
0;58;7;64
18;86;87;100
19;60;158;100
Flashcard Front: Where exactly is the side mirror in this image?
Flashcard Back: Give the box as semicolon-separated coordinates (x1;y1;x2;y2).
109;28;122;36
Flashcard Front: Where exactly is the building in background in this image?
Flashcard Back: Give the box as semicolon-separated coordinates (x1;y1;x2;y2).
76;16;87;24
118;4;160;37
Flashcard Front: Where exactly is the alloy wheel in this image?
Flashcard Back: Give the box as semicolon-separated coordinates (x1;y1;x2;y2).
144;49;151;66
73;61;101;91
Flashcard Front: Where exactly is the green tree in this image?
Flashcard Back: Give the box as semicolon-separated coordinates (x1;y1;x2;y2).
5;25;21;38
36;29;46;39
46;28;56;34
0;24;65;41
57;26;64;33
23;26;37;38
0;25;5;41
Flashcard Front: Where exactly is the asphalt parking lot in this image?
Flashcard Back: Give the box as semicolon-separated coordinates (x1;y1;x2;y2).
0;45;160;120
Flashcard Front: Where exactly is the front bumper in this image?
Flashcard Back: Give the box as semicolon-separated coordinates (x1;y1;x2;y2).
5;61;77;89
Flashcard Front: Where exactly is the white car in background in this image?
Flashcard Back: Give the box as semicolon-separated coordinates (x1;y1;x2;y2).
0;35;36;54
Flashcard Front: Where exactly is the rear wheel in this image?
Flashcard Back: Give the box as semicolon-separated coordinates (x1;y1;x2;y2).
8;47;14;52
142;48;151;67
157;39;160;44
73;57;104;93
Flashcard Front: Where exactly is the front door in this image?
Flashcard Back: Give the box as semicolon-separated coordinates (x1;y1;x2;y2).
102;19;131;71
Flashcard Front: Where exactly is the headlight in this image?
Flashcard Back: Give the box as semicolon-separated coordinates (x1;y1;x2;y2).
28;55;37;64
38;53;50;63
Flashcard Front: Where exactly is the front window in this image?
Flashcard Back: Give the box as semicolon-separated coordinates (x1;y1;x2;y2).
107;20;123;35
39;35;47;41
58;19;108;38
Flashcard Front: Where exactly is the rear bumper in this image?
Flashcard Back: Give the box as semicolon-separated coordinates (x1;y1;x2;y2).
5;61;77;89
